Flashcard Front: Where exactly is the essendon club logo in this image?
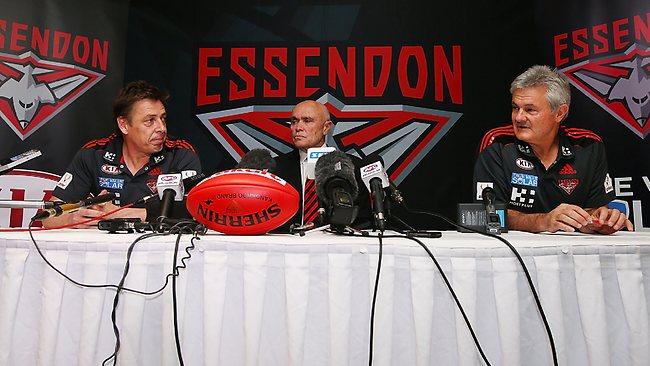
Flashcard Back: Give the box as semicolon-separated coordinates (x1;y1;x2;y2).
0;51;104;140
0;169;59;228
554;12;650;138
195;45;463;184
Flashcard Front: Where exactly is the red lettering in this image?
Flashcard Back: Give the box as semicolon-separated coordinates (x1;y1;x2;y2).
554;33;569;67
10;22;27;51
328;47;356;97
612;18;630;50
197;48;221;106
296;47;320;97
634;13;650;42
592;24;609;54
72;36;90;64
434;45;462;104
92;40;108;71
9;189;25;228
263;48;287;98
572;28;589;60
364;46;392;97
397;46;427;99
52;31;71;59
229;48;255;101
0;20;6;48
31;26;49;56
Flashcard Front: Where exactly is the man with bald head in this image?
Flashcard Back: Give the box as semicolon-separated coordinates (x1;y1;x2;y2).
273;100;371;232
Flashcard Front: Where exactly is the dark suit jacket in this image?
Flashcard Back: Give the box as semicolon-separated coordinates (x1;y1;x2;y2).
272;149;372;232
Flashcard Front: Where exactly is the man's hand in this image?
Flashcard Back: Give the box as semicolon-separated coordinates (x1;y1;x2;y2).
543;203;592;233
583;206;634;235
42;190;145;229
508;204;634;234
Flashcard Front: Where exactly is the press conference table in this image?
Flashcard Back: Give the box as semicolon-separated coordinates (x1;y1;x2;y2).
0;229;649;366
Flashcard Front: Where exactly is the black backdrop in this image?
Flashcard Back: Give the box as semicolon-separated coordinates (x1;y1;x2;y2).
1;0;648;230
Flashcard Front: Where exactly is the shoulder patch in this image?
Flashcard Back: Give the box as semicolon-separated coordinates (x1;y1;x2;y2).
480;125;515;152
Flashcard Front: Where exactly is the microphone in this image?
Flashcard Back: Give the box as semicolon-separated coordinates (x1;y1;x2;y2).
32;192;118;220
305;147;335;179
360;156;390;231
156;173;184;221
314;150;359;228
481;186;502;235
181;171;206;193
235;148;277;172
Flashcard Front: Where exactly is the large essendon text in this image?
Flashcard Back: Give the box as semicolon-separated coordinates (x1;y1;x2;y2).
197;45;462;106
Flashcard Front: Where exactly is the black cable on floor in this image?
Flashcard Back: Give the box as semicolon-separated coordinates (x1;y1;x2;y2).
405;207;558;366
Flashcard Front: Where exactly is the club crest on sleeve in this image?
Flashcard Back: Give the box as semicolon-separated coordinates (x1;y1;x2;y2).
56;172;73;189
604;173;613;194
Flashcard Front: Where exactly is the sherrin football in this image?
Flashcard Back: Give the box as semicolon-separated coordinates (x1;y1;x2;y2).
186;169;299;234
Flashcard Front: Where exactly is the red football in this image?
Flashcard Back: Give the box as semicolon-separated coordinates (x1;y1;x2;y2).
186;169;299;234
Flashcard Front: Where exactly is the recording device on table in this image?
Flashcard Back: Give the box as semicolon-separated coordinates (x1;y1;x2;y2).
314;150;359;231
457;186;508;234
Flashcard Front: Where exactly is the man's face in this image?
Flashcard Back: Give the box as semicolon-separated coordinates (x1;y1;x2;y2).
511;85;567;147
290;101;332;151
118;99;167;155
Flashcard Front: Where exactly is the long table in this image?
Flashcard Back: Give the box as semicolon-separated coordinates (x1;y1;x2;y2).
0;229;648;365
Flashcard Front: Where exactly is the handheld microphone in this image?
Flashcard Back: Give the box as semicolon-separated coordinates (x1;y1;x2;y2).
481;186;502;235
314;150;359;228
32;192;118;221
235;148;277;172
156;173;184;221
306;147;335;179
360;156;390;231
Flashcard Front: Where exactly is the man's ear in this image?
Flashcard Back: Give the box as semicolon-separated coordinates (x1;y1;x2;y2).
323;119;333;135
555;104;569;122
117;116;129;135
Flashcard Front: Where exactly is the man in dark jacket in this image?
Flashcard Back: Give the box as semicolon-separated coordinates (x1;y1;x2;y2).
273;100;371;232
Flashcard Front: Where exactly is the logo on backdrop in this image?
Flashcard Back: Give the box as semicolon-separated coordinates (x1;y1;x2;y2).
0;51;105;140
0;169;59;227
195;45;464;184
553;12;650;138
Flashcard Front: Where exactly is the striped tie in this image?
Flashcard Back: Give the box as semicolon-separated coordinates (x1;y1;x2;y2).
303;178;319;224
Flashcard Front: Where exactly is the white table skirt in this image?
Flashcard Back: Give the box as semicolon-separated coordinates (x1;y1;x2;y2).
0;229;649;366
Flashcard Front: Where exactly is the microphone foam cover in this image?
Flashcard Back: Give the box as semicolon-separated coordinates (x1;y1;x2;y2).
314;150;358;205
236;149;277;173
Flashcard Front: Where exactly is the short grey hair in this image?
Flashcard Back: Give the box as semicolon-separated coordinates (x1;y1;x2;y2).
510;65;571;115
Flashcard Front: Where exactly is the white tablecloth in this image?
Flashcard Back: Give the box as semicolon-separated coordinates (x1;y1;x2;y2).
0;229;649;365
